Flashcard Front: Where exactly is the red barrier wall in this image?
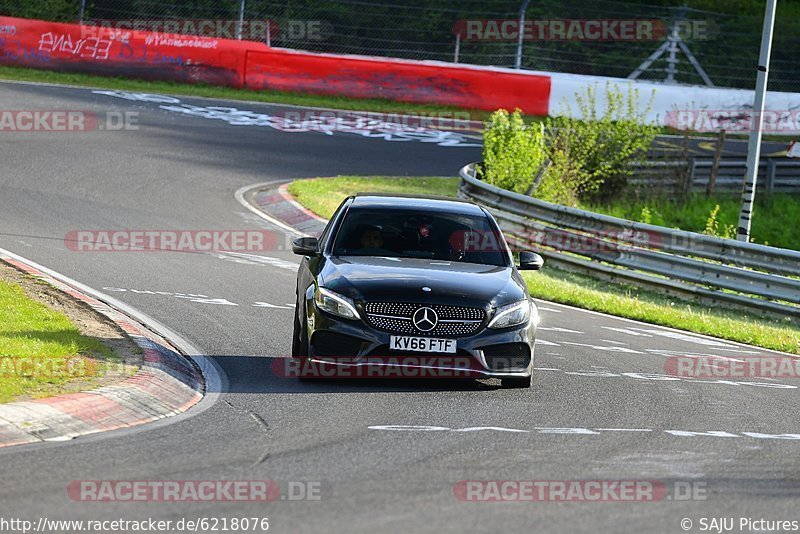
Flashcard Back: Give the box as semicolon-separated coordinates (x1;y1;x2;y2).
245;49;550;115
0;16;251;87
0;16;551;114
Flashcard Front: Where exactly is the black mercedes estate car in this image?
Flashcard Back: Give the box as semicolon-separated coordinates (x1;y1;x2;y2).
291;194;543;388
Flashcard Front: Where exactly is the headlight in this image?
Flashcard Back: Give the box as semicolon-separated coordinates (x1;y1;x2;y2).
488;300;532;329
314;287;361;320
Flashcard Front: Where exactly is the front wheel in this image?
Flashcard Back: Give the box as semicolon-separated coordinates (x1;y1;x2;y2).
501;375;532;389
291;301;308;358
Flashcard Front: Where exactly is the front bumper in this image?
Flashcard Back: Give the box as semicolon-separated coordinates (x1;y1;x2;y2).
304;302;536;379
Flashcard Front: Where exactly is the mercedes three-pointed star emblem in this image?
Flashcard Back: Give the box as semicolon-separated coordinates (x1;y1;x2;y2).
412;307;438;332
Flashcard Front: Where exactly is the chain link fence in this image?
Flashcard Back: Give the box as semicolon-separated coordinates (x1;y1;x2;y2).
2;0;799;92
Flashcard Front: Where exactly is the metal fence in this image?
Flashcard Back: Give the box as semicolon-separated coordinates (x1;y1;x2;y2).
629;158;800;196
458;163;800;319
2;0;799;92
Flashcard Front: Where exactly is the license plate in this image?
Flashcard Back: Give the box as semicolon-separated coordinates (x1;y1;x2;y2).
389;336;456;353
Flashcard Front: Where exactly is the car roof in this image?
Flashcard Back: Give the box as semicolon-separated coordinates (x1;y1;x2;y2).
349;193;485;216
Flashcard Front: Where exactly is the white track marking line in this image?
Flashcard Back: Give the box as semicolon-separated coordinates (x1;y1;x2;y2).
595;428;654;432
216;251;298;271
253;302;293;309
645;350;746;363
562;342;643;354
538;327;583;334
601;326;653;337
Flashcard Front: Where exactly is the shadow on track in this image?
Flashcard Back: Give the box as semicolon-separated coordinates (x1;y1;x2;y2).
211;355;506;394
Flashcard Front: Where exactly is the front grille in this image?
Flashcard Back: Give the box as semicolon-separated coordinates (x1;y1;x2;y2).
481;343;532;371
363;302;485;337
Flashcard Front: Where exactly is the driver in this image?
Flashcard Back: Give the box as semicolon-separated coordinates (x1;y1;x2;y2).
360;225;384;250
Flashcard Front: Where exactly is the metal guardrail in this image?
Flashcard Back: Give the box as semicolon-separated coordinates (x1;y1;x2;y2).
458;163;800;319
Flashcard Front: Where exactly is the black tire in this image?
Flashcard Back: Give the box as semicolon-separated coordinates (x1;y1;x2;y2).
501;375;532;389
291;301;308;358
292;300;313;381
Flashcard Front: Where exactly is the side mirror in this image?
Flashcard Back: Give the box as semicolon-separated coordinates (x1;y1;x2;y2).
518;251;544;270
292;237;319;256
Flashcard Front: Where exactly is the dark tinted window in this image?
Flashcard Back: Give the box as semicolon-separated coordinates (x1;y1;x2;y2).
332;208;509;267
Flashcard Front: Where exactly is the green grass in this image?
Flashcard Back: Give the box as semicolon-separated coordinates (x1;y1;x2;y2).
0;278;112;403
288;175;800;354
584;193;800;250
0;65;494;121
523;269;800;355
288;176;460;219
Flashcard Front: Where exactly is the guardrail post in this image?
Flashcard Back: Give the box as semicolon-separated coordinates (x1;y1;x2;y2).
236;0;246;40
678;133;692;201
707;129;726;197
766;159;776;199
514;0;531;68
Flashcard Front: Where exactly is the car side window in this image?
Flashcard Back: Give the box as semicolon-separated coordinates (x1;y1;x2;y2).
319;198;352;252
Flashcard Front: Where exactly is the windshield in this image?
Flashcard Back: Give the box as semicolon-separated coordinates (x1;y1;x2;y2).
332;208;510;267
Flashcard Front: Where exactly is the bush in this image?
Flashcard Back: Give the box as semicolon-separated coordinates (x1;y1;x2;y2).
534;126;598;206
548;83;659;202
479;109;546;194
480;84;659;206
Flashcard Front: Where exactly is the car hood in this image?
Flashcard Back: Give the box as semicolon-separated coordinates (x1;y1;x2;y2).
320;255;527;307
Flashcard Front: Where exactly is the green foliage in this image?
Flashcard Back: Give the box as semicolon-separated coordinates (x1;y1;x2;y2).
481;85;658;206
703;204;721;236
550;83;659;202
640;206;652;225
0;0;76;21
534;124;597;206
586;193;800;250
703;204;736;240
479;109;546;194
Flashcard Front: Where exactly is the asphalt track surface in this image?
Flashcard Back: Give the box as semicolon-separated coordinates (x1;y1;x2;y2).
1;80;798;534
